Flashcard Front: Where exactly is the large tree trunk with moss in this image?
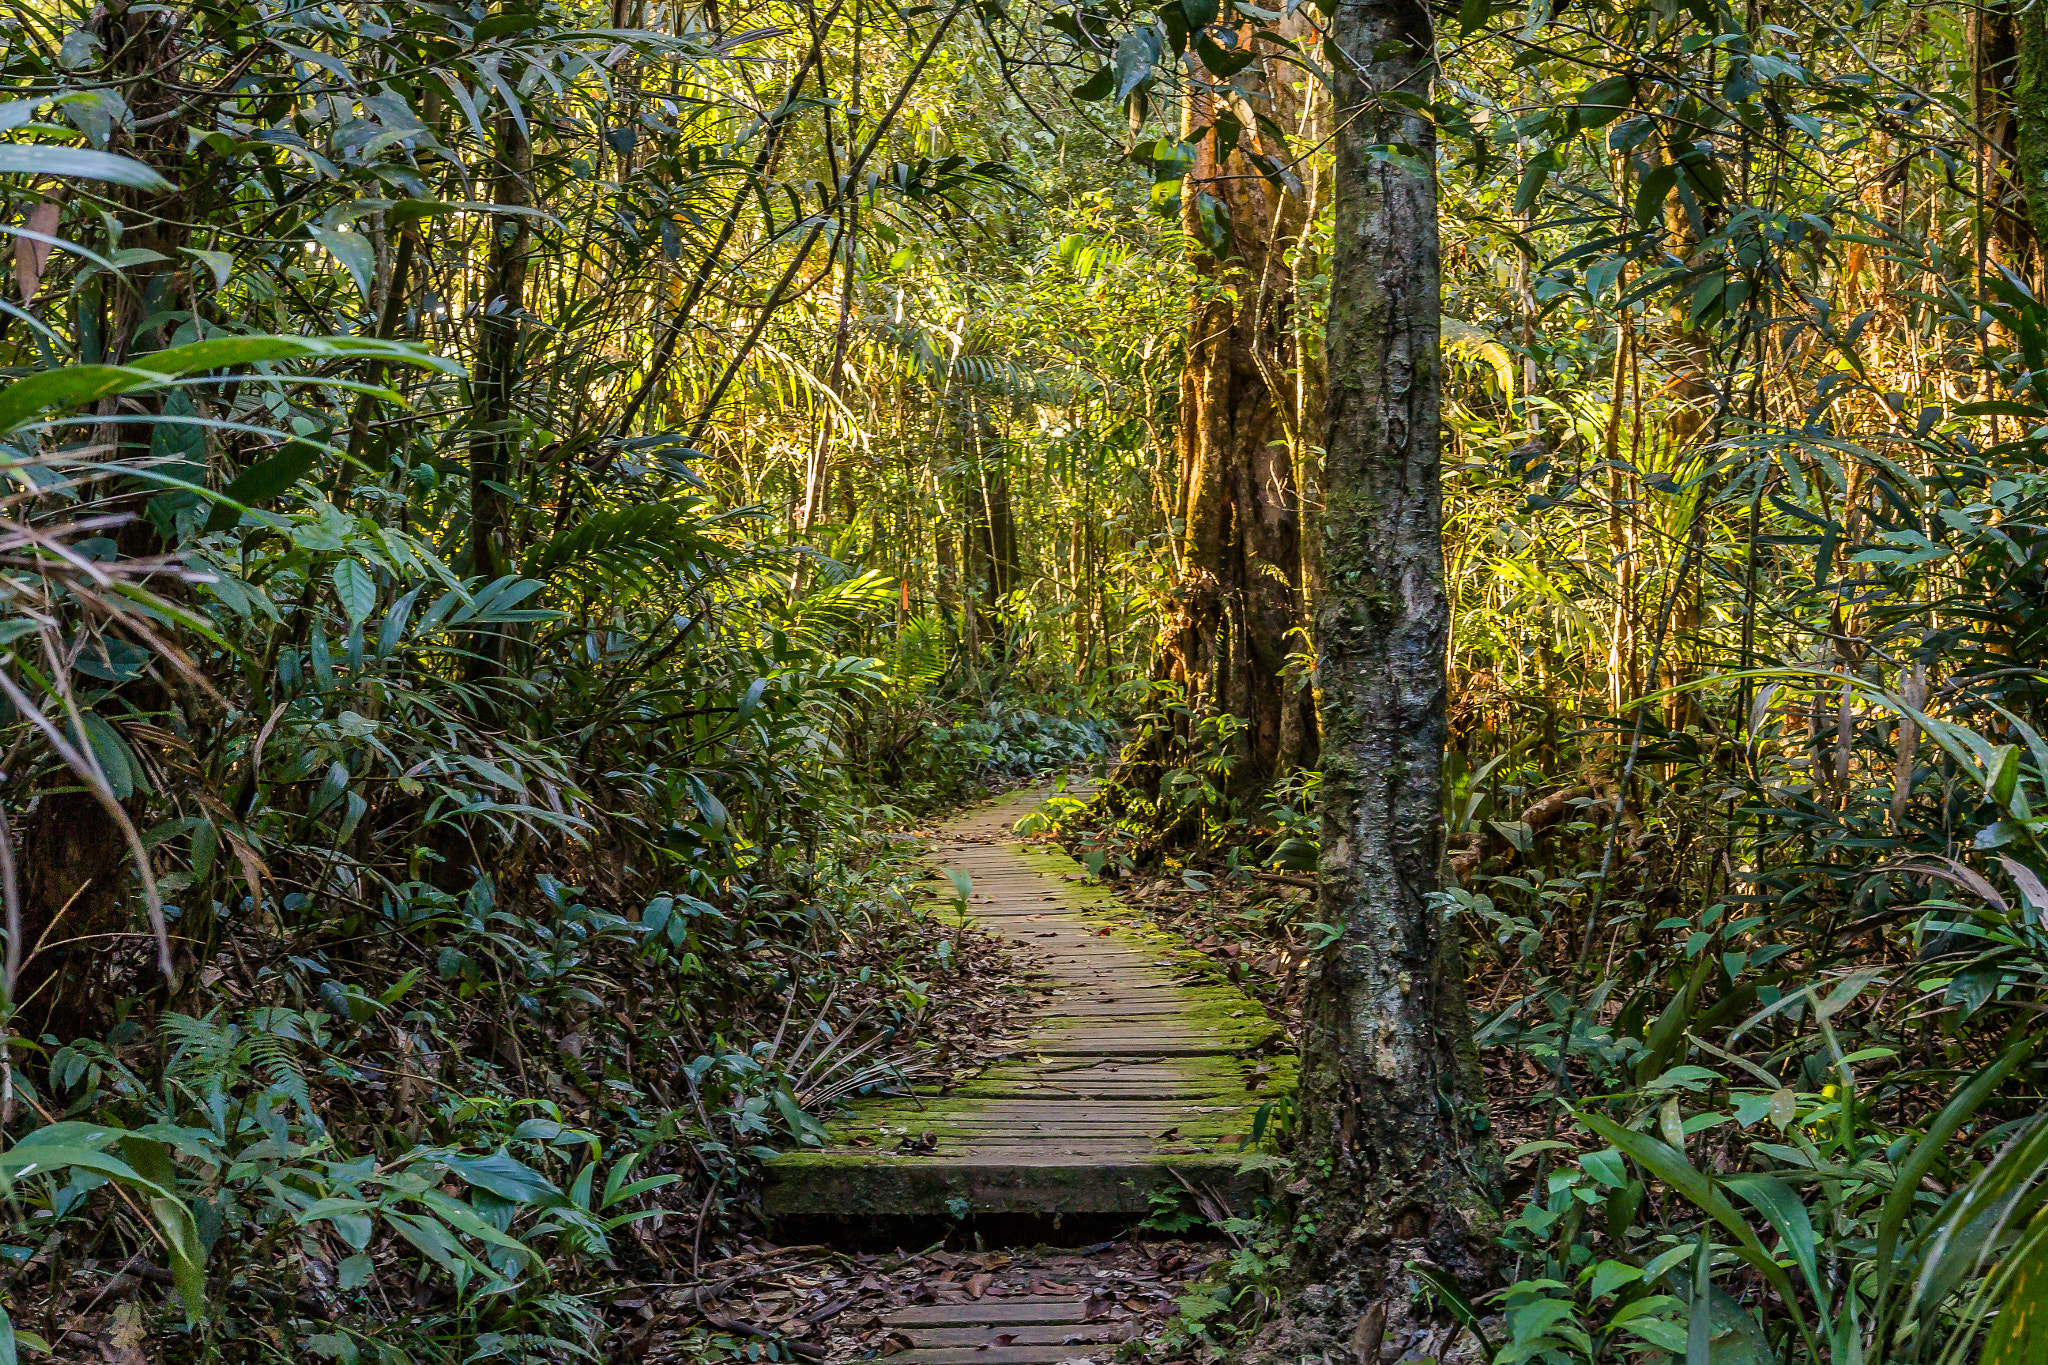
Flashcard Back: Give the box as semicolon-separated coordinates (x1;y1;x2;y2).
1120;29;1320;820
1292;0;1499;1340
2023;13;2048;256
1976;1;2048;284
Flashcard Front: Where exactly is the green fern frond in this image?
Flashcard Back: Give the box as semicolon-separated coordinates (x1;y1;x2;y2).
246;1030;313;1116
161;1010;239;1080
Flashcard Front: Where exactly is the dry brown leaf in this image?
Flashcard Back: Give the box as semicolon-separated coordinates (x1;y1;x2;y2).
14;197;60;304
965;1272;992;1299
99;1303;149;1365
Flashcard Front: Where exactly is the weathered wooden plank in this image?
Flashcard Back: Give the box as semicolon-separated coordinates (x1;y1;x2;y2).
894;1323;1132;1347
885;1301;1089;1325
890;1345;1123;1364
763;786;1296;1219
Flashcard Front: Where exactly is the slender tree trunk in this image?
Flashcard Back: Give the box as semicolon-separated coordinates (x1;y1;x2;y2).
951;393;1016;657
1980;1;2048;283
468;108;532;681
1294;0;1499;1338
2021;11;2048;257
17;0;193;1034
1605;318;1639;722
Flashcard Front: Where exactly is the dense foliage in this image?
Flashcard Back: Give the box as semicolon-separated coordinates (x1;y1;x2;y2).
2;0;2047;1360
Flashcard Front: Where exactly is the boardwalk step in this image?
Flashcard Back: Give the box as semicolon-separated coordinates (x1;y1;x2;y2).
764;785;1297;1221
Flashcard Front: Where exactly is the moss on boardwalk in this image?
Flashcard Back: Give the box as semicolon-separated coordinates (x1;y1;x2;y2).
763;786;1298;1220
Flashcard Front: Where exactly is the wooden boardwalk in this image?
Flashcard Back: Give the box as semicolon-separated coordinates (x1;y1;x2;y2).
765;785;1297;1361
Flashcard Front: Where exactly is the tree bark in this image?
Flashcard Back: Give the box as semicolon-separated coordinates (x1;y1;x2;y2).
15;0;193;1035
2020;10;2048;262
953;393;1017;656
1155;25;1319;792
1978;1;2048;281
1294;0;1500;1330
468;107;532;682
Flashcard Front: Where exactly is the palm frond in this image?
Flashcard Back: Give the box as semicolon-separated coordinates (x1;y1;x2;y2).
524;503;723;598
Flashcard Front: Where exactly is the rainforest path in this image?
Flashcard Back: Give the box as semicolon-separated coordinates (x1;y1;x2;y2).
765;783;1298;1363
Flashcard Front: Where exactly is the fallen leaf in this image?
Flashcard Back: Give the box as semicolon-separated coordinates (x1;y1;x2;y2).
966;1272;993;1299
100;1303;148;1365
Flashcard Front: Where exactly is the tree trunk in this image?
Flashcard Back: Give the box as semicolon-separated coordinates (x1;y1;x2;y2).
953;394;1016;657
16;0;193;1036
2021;10;2048;262
1979;1;2048;282
1157;26;1318;792
1294;0;1500;1334
468;107;532;682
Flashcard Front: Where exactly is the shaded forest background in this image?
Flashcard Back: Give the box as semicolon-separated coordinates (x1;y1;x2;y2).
2;0;2047;1360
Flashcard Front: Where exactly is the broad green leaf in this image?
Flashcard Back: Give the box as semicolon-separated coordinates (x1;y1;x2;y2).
1729;1091;1775;1128
76;712;139;800
383;1209;475;1277
1621;1314;1687;1353
0;339;457;433
310;227;375;301
1874;1037;2034;1275
1659;1097;1686;1152
1588;1259;1643;1299
180;247;235;289
149;1194;208;1320
1578;1111;1820;1357
204;439;324;531
0;364;171;432
416;1189;542;1270
0;144;172;191
437;1150;563;1206
376;584;425;657
1725;1174;1825;1315
1571;74;1634;128
331;560;376;624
